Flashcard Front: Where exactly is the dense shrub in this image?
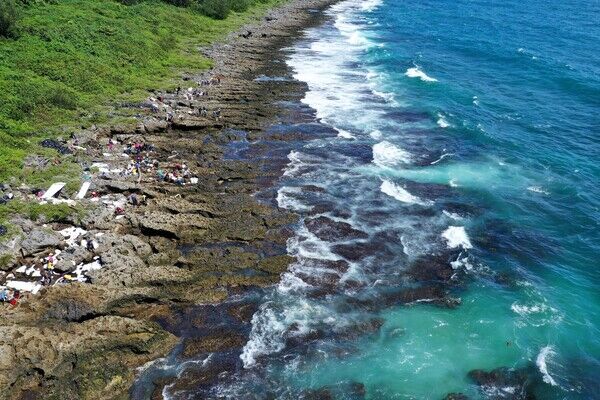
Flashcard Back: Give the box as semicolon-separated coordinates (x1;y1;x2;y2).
195;0;230;19
0;0;19;39
164;0;193;6
118;0;266;20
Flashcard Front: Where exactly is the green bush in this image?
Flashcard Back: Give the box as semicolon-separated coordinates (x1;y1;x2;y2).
195;0;230;19
164;0;192;6
0;0;19;39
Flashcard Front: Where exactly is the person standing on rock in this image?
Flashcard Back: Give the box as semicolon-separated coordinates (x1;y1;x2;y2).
128;193;139;207
46;253;55;271
40;266;51;286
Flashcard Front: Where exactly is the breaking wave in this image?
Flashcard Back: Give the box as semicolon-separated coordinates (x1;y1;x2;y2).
405;66;438;82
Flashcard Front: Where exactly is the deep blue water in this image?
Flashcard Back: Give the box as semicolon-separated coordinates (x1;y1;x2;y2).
158;0;600;398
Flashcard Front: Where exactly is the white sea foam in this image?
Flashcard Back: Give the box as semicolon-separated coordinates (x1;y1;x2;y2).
381;180;431;205
527;186;550;195
510;302;551;316
366;70;379;80
288;234;340;262
276;186;312;212
430;153;454;165
450;254;474;271
361;0;383;12
335;128;356;139
537;346;559;386
241;298;331;368
436;113;450;128
372;141;412;167
443;210;463;220
278;272;311;294
441;226;473;249
283;150;304;177
370;130;383;140
373;90;395;102
241;305;288;368
405;67;438;82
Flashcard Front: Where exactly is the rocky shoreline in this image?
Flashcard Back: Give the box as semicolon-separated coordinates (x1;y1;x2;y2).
0;1;341;399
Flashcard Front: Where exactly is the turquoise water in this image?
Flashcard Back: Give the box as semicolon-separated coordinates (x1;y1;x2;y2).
160;0;600;398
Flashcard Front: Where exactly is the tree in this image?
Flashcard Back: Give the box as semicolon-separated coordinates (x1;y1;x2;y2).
0;0;19;39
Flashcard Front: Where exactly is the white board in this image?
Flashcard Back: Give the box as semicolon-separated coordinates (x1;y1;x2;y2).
6;280;42;294
42;182;66;200
76;181;91;199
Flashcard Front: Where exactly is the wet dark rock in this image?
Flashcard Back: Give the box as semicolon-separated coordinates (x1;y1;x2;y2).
347;285;459;311
166;354;237;393
40;139;71;155
301;388;333;400
347;382;366;398
226;301;259;324
301;381;366;400
444;393;469;400
317;259;350;273
332;240;392;262
305;216;368;242
335;318;384;340
285;326;326;348
407;254;457;283
468;366;537;400
181;330;246;357
296;271;341;290
342;279;365;290
302;185;326;193
493;271;518;287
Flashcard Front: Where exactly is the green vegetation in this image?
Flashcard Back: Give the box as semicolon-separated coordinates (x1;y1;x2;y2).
0;0;283;184
0;0;282;181
0;200;80;225
0;0;19;39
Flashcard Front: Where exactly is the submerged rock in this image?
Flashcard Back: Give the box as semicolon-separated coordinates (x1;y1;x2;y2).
444;393;470;400
305;216;368;242
468;366;537;400
406;253;458;283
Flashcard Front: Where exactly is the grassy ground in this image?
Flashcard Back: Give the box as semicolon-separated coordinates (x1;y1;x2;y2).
0;0;283;183
0;0;283;224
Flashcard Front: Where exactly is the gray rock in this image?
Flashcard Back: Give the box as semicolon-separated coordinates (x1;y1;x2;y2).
55;247;91;273
44;298;97;322
143;118;168;133
102;180;141;193
20;229;64;256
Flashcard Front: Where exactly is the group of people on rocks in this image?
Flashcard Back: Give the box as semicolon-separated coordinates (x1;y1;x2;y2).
156;163;195;185
0;229;104;307
199;76;221;86
148;75;225;123
176;86;208;100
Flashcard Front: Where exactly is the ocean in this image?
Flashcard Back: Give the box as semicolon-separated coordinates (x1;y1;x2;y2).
156;0;600;398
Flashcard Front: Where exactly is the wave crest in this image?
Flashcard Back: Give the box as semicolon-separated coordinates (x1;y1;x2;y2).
405;66;438;82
